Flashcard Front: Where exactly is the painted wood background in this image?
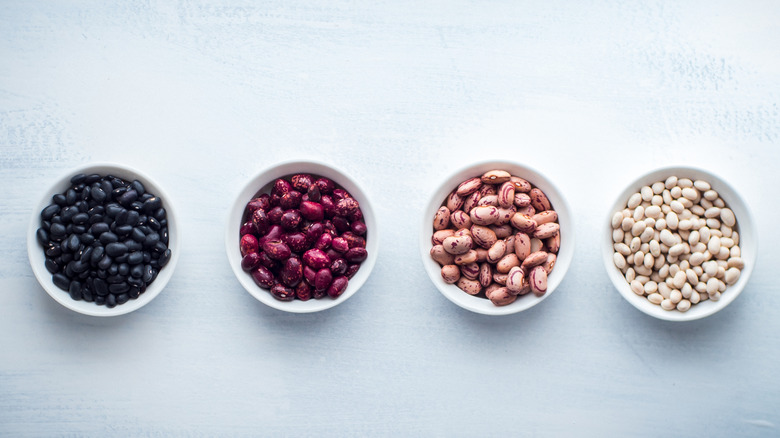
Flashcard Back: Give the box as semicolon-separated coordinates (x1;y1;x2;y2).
1;1;779;436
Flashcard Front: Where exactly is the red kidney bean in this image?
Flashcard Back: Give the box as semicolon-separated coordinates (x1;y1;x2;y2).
282;232;308;252
303;249;330;269
258;224;283;247
251;266;275;289
341;232;366;249
240;220;257;236
314;233;332;250
272;179;293;196
345;247;368;263
314;268;333;292
291;174;314;191
280;210;302;230
336;197;360;217
279;190;302;209
306;184;321;202
245;196;269;216
331;237;349;253
327;276;348;298
331;215;350;233
257;251;278;271
332;189;350;202
305;222;324;244
330;258;347;275
325;248;341;262
263;240;291;260
315;177;335;194
267;206;284;225
270;283;295;301
241;252;262;271
350;221;367;236
280;257;303;287
295;281;312;301
345;263;361;279
240;234;259;257
303;265;317;285
320;195;337;218
299;201;324;221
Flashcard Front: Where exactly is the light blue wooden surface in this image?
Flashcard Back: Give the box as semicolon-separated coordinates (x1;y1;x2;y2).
1;1;779;436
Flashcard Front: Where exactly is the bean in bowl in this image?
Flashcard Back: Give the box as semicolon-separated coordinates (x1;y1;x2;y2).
239;174;368;301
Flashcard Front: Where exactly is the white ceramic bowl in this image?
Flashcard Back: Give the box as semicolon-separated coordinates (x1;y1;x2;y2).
603;166;757;321
226;160;378;313
420;160;574;315
27;163;180;317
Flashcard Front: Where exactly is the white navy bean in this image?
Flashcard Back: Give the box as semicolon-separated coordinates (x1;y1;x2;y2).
627;193;642;209
693;180;711;191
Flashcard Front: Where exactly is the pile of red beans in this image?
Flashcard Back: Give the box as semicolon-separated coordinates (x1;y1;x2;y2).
239;174;368;301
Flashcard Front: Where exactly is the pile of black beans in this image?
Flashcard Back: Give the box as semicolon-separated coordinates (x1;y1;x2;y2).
36;173;172;308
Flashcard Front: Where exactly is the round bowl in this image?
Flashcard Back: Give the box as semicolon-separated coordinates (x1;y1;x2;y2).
420;160;574;315
27;163;180;317
603;166;757;321
226;160;378;313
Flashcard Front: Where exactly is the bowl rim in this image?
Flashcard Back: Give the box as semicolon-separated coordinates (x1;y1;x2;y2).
225;158;378;313
419;159;574;315
602;165;757;321
27;162;180;317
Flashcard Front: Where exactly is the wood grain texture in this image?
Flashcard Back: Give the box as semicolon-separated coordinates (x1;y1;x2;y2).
1;1;779;436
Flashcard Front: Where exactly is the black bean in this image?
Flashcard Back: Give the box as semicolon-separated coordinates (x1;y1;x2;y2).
105;203;123;218
71;225;86;235
124;240;141;252
153;207;166;221
131;228;146;242
88;214;103;225
114;254;128;263
100;179;113;195
159;249;172;267
70;173;86;184
142;265;154;283
152;241;167;254
65;188;77;205
90;222;110;235
98;255;113;270
143;197;162;214
118;189;138;207
116;209;129;225
45;259;60;274
81;186;91;201
127;251;143;265
129;264;143;278
148;217;161;231
95;295;106;305
99;232;118;245
105;293;116;308
105;242;128;257
130;201;143;211
66;234;81;252
52;193;67;206
36;228;49;246
143;232;159;248
90;246;104;266
143;253;150;263
161;228;169;245
109;283;129;294
72;212;88;225
85;174;101;184
115;224;133;236
49;223;66;240
80;246;93;263
41;204;60;221
64;263;75;278
52;273;70;291
79;233;95;245
76;200;88;212
82;287;94;302
111;186;127;200
69;281;82;300
60;206;76;223
96;269;107;279
115;293;129;305
126;210;140;227
93;278;108;296
72;260;89;273
41;220;51;232
130;180;145;195
128;287;141;299
45;242;62;257
88;204;105;216
118;263;130;276
107;274;124;284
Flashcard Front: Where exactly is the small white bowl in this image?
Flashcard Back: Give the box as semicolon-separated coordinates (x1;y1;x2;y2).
226;160;378;313
420;160;574;315
603;166;757;321
27;163;180;317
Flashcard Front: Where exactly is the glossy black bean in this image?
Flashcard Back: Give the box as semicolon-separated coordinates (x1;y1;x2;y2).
60;206;77;223
153;207;166;221
70;173;86;184
61;252;73;264
89;204;105;215
140;193;152;202
115;254;128;263
99;232;118;245
72;212;89;225
130;264;143;278
118;263;130;276
72;260;89;273
76;200;89;212
80;246;93;263
41;220;51;232
95;295;106;305
160;228;169;245
127;251;143;265
64;262;75;278
124;240;141;252
105;242;128;257
143;197;162;214
90;246;104;266
81;186;91;201
49;223;66;240
41;204;60;221
126;210;140;227
45;242;62;257
115;224;133;236
52;193;67;206
88;214;103;225
115;293;129;305
128;287;140;299
105;293;116;308
66;234;81;252
153;241;167;254
109;283;129;294
79;233;95;245
147;217;161;231
116;209;129;225
143;232;159;248
131;228;145;242
96;269;107;279
52;273;70;291
90;222;110;235
142;265;154;283
69;281;82;300
118;189;138;207
85;174;101;184
36;228;49;246
93;278;108;296
100;179;113;195
130;180;145;195
107;273;124;284
143;253;151;263
105;203;123;218
81;287;94;302
98;255;113;270
45;259;60;274
71;225;86;235
130;201;143;211
111;186;127;200
65;188;77;205
159;249;172;267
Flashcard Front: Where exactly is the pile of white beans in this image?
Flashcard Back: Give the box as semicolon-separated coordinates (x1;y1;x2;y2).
611;176;744;312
